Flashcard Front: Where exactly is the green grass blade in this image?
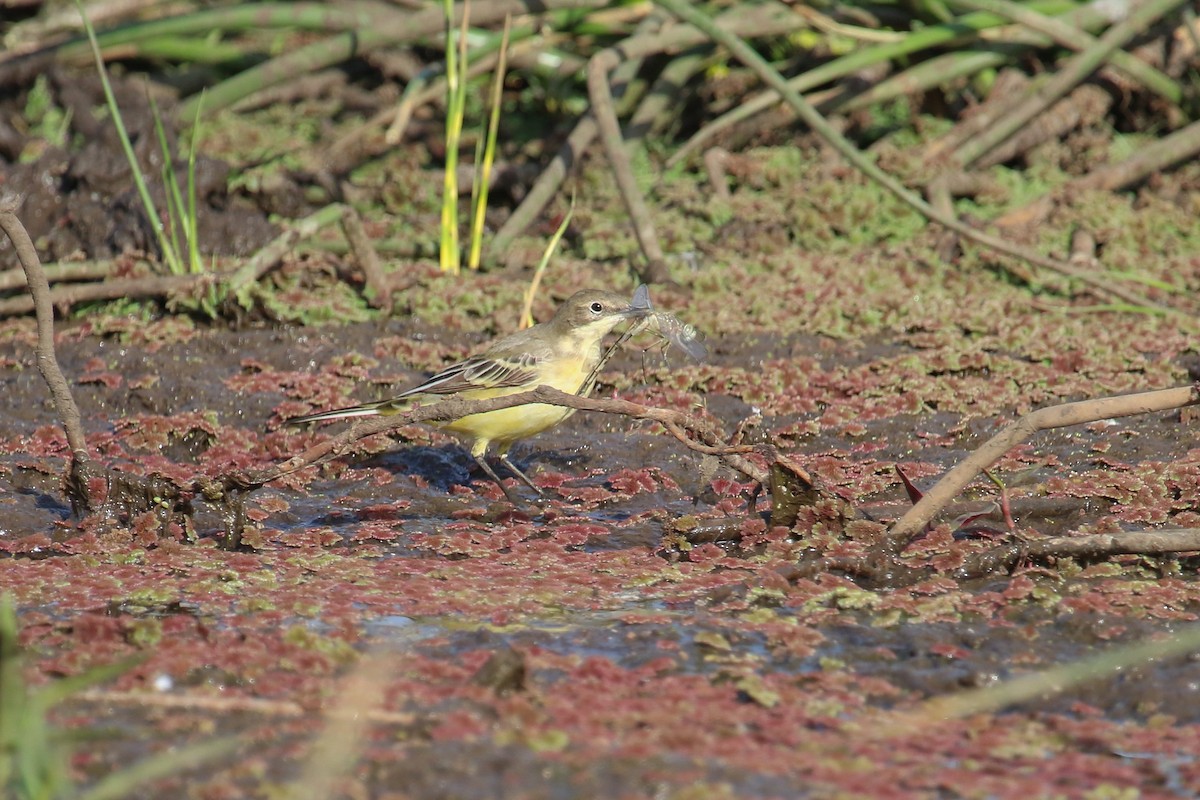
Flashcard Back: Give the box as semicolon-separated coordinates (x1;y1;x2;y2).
74;0;181;275
439;0;467;274
148;90;186;271
468;15;511;270
29;655;146;711
519;195;574;329
186;92;205;275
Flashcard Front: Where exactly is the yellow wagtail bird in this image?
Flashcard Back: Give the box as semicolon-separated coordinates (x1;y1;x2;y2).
289;289;648;503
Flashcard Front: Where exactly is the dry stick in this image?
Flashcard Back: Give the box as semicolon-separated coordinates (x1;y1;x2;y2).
486;10;666;260
0;205;346;317
973;83;1111;170
338;206;389;309
239;385;765;490
0;272;210;317
226;203;345;293
954;528;1200;579
586;3;805;274
767;523;1200;590
587;48;665;268
992;116;1200;229
488;4;804;259
0;259;151;292
488;112;599;258
884;385;1200;553
1026;528;1200;559
704;147;732;203
77;687;416;725
922;69;1036;166
954;0;1189;167
0;196;90;458
1065;116;1200;192
652;0;1168;312
0;196;207;519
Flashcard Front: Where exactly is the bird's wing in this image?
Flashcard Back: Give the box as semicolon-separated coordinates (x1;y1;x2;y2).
398;351;542;397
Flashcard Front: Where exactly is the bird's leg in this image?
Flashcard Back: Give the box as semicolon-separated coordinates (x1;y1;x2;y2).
471;453;528;506
498;453;545;497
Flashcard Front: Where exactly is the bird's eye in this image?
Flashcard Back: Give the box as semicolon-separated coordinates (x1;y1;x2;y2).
590;301;604;314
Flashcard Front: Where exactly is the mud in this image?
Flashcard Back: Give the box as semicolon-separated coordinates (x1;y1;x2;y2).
0;67;278;268
1;38;1199;799
3;308;1200;796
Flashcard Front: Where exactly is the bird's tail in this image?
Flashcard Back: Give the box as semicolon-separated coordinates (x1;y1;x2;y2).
287;401;391;425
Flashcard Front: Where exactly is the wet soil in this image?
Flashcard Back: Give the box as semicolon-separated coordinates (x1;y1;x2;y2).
0;67;279;267
1;43;1200;800
3;297;1200;797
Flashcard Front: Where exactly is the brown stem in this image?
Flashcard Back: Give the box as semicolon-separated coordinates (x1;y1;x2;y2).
0;259;149;292
953;528;1200;579
0;205;345;317
0;196;90;458
238;385;768;490
1068;116;1200;193
587;47;665;268
0;273;210;316
338;206;389;309
884;385;1200;553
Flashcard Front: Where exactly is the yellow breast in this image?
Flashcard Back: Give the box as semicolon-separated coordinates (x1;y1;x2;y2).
438;349;594;454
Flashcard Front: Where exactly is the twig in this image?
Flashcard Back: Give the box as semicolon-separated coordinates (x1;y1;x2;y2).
238;385;767;491
226;203;345;295
973;83;1110;170
487;10;665;259
0;195;90;458
993;117;1200;229
488;111;598;259
953;528;1200;579
338;206;390;309
0;205;345;318
884;385;1200;553
586;3;802;273
703;147;732;203
76;687;416;725
0;259;147;293
1064;116;1200;193
0;273;210;317
587;48;664;268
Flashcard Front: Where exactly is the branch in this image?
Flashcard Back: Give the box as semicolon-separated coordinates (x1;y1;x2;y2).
0;195;89;458
953;528;1200;579
884;385;1200;553
234;385;767;490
